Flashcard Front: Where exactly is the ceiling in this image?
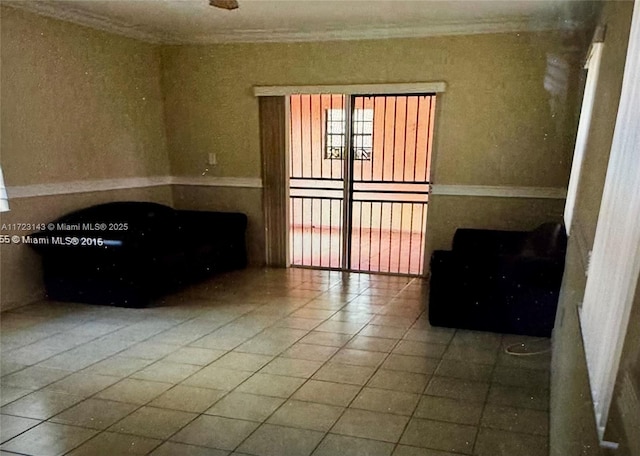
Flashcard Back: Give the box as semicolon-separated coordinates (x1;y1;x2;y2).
4;0;597;44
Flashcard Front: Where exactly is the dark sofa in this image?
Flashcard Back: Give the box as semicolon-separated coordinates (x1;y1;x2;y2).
428;223;567;337
28;201;247;307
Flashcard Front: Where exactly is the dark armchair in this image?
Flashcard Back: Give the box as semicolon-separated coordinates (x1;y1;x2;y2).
428;223;567;337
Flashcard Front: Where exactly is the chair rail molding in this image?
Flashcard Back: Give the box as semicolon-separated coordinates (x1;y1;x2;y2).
6;176;263;199
430;184;567;199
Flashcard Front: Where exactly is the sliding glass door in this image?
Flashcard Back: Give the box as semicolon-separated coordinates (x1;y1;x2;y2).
288;93;435;276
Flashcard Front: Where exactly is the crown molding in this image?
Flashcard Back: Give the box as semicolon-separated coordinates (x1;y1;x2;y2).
187;17;582;44
2;1;182;44
3;1;583;45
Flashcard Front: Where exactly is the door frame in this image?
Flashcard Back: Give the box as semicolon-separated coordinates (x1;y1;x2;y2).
255;82;447;274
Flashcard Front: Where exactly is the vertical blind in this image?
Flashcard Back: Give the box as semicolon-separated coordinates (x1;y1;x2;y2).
259;96;288;267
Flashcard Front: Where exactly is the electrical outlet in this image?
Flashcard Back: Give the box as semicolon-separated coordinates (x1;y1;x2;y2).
208;153;217;166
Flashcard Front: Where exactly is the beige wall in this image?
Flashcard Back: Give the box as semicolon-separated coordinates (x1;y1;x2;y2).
161;32;580;185
0;6;172;311
550;1;635;455
161;31;582;260
0;7;169;185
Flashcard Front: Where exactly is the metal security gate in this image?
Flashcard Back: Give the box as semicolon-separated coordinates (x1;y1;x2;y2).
289;93;435;275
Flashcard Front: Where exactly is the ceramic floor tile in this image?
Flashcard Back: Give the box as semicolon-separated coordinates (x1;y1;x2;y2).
171;415;259;451
0;390;84;420
45;373;120;398
109;405;197;440
370;316;416;329
0;414;41;443
381;354;439;375
332;409;409;443
150;385;226;413
205;392;285;421
351;388;419;416
346;335;398;353
443;345;498;365
328;311;374;324
473;428;549;456
150;441;229;456
400;418;477;454
0;359;30;376
367;369;429;393
181;366;253;391
81;356;154;377
291;309;337;320
299;332;352;347
312;434;395;456
491;366;550;390
425;377;490;403
315;320;366;335
208;352;274;372
486;385;550;411
275;317;324;331
402;328;454;345
36;351;109;372
130;361;203;383
393;444;462;456
0;422;97;456
359;325;407;339
393;341;446;358
450;331;502;350
414;395;484;425
259;357;323;378
292;380;361;407
312;363;375;386
237;423;324;456
235;336;300;356
189;332;252;351
235;373;305;398
1;366;72;390
434;360;494;383
162;347;227;366
0;386;32;406
496;351;551;372
480;404;549;435
49;398;137;430
330;348;387;367
65;431;161;456
267;399;343;431
94;378;173;405
281;343;339;362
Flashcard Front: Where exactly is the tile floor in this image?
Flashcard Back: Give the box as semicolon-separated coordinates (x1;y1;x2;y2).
0;268;550;456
